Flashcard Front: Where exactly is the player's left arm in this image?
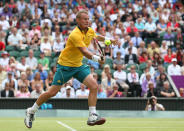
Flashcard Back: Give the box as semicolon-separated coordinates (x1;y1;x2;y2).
96;35;117;45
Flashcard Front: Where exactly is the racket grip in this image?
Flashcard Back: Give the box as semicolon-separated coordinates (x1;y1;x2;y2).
101;56;104;61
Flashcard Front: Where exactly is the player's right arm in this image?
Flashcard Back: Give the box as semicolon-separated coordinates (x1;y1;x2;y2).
78;47;105;65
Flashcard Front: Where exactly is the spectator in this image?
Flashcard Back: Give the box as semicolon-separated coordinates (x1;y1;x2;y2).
152;52;163;70
156;73;168;89
17;23;29;36
53;37;65;54
164;48;176;63
167;58;181;76
141;73;156;97
17;0;26;14
176;47;183;66
101;64;111;79
101;72;116;92
145;96;165;111
45;71;54;91
26;49;38;70
7;27;23;46
125;47;138;64
144;18;157;38
38;52;49;70
1;82;14;97
131;32;142;47
72;78;81;91
113;64;129;95
104;45;112;58
147;60;155;75
40;37;52;56
31;72;44;91
16;56;30;72
0;41;5;51
139;51;149;64
167;17;179;31
126;21;138;36
157;18;167;34
9;15;19;28
0;65;7;91
0;51;10;68
179;88;184;97
25;67;34;82
123;35;131;49
97;84;107;98
34;64;48;82
18;72;30;90
5;56;17;72
113;37;125;59
29;23;41;39
154;65;165;80
160;81;175;97
2;71;18;92
16;84;30;98
137;41;147;57
163;28;175;45
41;28;53;44
29;33;41;50
30;83;45;98
147;82;160;97
0;15;10;31
127;65;141;97
113;52;124;69
76;84;89;98
61;86;75;98
135;17;145;34
51;65;56;74
147;41;160;58
52;25;64;42
160;41;168;58
19;15;30;28
0;24;6;44
125;41;137;55
107;84;122;98
175;28;183;44
140;67;153;85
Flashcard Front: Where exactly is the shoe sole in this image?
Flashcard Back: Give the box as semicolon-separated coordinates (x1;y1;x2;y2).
24;118;32;128
87;118;106;126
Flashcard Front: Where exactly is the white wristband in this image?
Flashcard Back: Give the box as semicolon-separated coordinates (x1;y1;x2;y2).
92;55;100;62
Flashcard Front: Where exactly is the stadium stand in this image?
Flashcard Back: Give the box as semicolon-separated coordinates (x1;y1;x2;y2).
0;0;183;99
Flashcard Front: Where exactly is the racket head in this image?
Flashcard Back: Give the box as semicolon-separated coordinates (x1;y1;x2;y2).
93;38;105;61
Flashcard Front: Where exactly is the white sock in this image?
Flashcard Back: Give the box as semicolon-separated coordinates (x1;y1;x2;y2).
89;106;96;115
30;102;39;114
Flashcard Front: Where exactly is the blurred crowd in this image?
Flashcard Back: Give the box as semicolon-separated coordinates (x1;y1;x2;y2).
0;0;184;98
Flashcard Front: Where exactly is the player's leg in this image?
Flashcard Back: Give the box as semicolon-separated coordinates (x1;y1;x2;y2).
25;64;74;128
83;74;106;126
30;85;62;113
74;65;106;126
24;85;62;128
83;74;98;112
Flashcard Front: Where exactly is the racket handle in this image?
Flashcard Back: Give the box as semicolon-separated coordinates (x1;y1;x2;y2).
101;56;104;61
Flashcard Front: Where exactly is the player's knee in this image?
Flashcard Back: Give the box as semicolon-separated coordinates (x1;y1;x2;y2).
89;82;98;91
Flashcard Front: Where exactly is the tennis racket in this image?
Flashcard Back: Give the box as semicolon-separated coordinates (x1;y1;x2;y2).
93;38;105;61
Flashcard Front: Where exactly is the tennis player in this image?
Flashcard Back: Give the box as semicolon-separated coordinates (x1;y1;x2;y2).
24;10;117;128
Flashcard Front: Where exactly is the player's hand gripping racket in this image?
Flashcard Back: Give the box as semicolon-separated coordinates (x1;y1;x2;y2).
93;38;105;61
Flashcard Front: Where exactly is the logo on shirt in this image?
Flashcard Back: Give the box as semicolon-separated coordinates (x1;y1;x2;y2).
57;80;61;83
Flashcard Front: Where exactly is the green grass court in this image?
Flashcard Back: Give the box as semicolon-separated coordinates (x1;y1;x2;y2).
0;118;184;131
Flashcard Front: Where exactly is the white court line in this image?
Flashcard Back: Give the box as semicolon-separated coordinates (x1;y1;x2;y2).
81;127;184;129
56;120;77;131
